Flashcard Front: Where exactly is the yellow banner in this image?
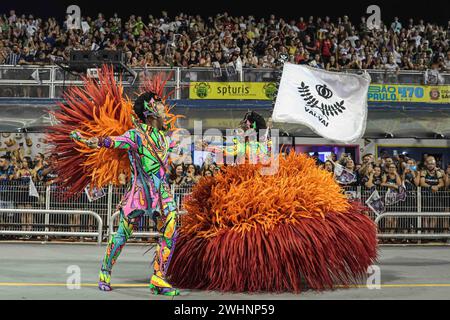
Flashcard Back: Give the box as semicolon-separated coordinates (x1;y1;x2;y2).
190;82;450;103
368;84;450;104
189;82;277;100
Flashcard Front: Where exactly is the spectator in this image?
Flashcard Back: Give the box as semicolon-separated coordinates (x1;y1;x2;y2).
203;169;213;177
169;164;186;187
420;156;445;193
323;160;334;174
391;17;402;33
402;158;420;189
346;54;362;70
325;55;340;71
445;164;450;190
382;157;395;174
365;165;383;189
41;154;59;186
184;164;201;185
0;156;14;180
443;50;450;72
311;152;323;165
420;156;445;232
381;163;402;190
5;45;21;65
15;158;33;179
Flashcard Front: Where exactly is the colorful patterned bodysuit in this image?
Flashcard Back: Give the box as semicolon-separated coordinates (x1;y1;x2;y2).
209;136;272;164
97;123;178;295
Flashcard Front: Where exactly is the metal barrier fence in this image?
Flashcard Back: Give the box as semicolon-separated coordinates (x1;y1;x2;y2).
375;212;450;239
343;185;450;239
1;65;450;98
2;180;450;241
0;208;102;244
0;181;192;241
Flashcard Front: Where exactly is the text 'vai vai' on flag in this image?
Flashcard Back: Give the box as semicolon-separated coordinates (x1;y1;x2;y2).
272;63;371;143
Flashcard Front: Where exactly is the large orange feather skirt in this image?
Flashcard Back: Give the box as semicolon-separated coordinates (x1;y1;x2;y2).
167;152;378;293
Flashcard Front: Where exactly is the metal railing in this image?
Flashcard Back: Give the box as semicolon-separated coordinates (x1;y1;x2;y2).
1;65;450;99
0;181;192;242
375;212;450;239
2;180;450;242
0;208;103;244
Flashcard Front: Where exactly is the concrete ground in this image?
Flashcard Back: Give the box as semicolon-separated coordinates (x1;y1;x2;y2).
0;243;450;300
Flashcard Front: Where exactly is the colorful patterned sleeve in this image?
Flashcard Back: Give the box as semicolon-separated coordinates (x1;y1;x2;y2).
98;130;138;150
167;132;178;154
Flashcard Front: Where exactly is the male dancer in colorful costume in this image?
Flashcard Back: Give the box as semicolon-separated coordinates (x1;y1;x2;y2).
48;66;181;296
72;92;179;295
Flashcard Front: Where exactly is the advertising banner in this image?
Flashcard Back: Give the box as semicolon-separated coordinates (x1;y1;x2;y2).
189;82;277;100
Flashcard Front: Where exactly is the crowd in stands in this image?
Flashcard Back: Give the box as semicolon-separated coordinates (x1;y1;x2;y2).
2;145;450;194
0;152;58;185
1;10;450;72
315;151;450;192
168;161;221;188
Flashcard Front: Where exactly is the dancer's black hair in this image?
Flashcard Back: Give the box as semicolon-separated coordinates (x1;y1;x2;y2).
133;91;161;123
241;111;267;130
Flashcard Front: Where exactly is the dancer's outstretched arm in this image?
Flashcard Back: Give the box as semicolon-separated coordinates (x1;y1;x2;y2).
197;139;240;157
70;130;137;150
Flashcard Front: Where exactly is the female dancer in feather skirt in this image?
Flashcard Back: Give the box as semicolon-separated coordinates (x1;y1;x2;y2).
166;111;378;293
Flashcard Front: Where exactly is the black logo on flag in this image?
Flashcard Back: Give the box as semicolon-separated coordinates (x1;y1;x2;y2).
298;82;346;127
316;84;333;99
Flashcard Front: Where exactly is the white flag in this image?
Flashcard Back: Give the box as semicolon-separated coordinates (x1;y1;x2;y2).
28;177;39;199
272;63;371;143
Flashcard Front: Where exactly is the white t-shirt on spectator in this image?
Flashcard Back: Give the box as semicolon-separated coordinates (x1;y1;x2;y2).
346;35;359;47
392;50;402;64
444;58;450;71
411;35;421;47
384;62;398;71
160;23;170;33
27;25;37;37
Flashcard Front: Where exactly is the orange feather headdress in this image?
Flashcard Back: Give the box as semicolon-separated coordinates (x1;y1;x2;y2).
47;65;180;196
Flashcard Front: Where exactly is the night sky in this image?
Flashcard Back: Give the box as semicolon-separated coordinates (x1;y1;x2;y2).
0;0;449;24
